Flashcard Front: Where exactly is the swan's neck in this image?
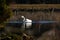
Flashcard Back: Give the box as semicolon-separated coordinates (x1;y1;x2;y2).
23;17;25;22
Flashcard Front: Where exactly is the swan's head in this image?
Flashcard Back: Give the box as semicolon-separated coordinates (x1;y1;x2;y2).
21;16;25;18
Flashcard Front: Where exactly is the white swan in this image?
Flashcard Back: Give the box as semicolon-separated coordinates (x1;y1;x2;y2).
21;16;32;29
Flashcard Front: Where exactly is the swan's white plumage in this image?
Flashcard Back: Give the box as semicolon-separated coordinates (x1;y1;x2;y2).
25;19;32;28
21;16;32;28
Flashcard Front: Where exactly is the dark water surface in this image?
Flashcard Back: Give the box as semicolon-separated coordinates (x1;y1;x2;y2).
5;21;57;23
0;21;59;40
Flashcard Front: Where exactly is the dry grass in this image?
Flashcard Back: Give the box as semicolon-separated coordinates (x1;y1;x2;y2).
9;4;60;9
9;11;60;22
8;4;60;21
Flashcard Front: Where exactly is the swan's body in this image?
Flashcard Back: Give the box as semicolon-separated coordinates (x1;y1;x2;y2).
21;16;32;29
25;19;32;28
